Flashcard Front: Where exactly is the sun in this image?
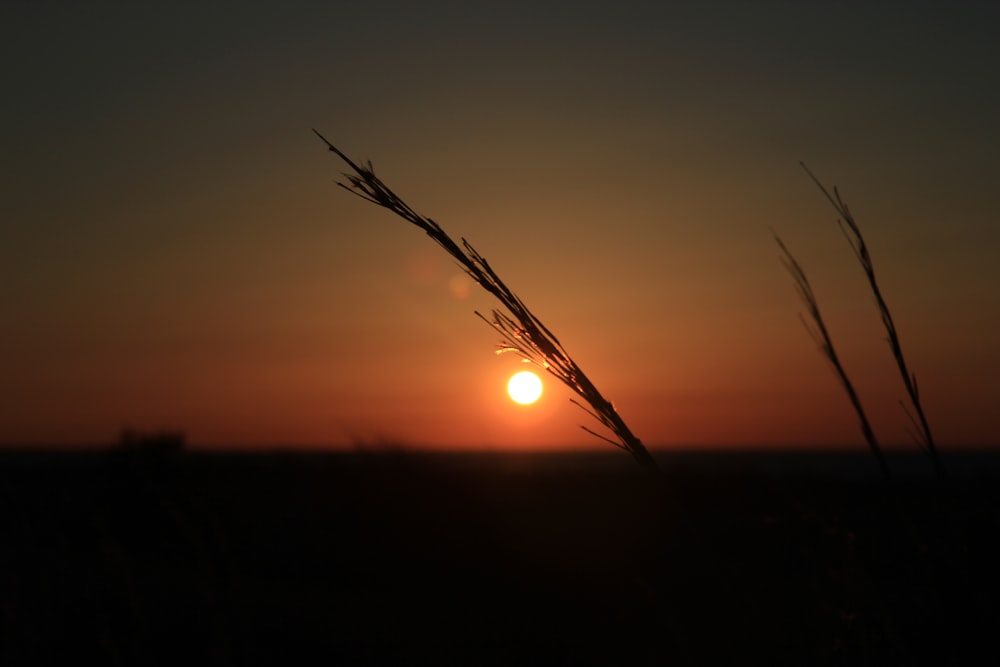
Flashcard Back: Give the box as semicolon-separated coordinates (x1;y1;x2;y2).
507;370;543;405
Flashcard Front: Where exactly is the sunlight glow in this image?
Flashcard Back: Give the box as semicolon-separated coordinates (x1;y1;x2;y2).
507;371;543;405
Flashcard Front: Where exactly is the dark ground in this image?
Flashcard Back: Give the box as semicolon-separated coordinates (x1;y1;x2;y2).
1;448;998;665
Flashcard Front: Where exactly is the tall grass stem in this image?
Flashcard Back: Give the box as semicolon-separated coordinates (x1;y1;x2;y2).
315;130;659;473
800;164;945;479
774;233;891;480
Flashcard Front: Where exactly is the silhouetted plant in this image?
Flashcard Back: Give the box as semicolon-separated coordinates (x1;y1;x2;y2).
116;427;186;454
780;164;945;479
314;130;659;472
773;233;890;480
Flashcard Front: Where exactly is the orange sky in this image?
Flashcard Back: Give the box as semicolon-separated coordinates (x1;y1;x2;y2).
3;2;998;451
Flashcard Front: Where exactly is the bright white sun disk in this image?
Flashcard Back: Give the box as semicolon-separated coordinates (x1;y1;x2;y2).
507;370;543;405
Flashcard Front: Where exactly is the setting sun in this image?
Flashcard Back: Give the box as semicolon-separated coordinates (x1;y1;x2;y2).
507;370;543;405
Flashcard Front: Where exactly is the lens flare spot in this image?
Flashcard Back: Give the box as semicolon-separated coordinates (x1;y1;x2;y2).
448;273;473;300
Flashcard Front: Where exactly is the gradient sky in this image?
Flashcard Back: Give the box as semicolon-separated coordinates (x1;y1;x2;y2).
3;1;998;451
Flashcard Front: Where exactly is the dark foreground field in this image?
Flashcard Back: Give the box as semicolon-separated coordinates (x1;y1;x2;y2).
2;448;998;665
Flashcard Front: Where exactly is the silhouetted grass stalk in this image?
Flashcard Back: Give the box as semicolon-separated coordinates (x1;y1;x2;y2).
314;130;659;472
800;164;945;479
774;234;890;480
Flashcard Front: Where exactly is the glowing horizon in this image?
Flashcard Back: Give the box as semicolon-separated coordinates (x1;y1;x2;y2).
2;2;998;452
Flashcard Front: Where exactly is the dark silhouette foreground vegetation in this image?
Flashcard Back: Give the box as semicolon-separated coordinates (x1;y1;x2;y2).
1;448;996;664
774;234;890;480
314;130;658;472
775;165;945;480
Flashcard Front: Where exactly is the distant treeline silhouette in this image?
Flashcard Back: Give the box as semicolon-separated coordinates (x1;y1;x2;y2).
114;427;186;455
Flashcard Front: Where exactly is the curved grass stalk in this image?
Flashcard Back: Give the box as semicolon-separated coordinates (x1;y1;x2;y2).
800;164;945;479
774;233;890;480
314;130;659;472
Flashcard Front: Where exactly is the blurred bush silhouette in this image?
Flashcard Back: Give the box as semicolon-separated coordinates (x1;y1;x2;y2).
114;427;186;455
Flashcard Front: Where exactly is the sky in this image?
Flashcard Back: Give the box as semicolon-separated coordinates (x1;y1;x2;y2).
3;1;998;452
